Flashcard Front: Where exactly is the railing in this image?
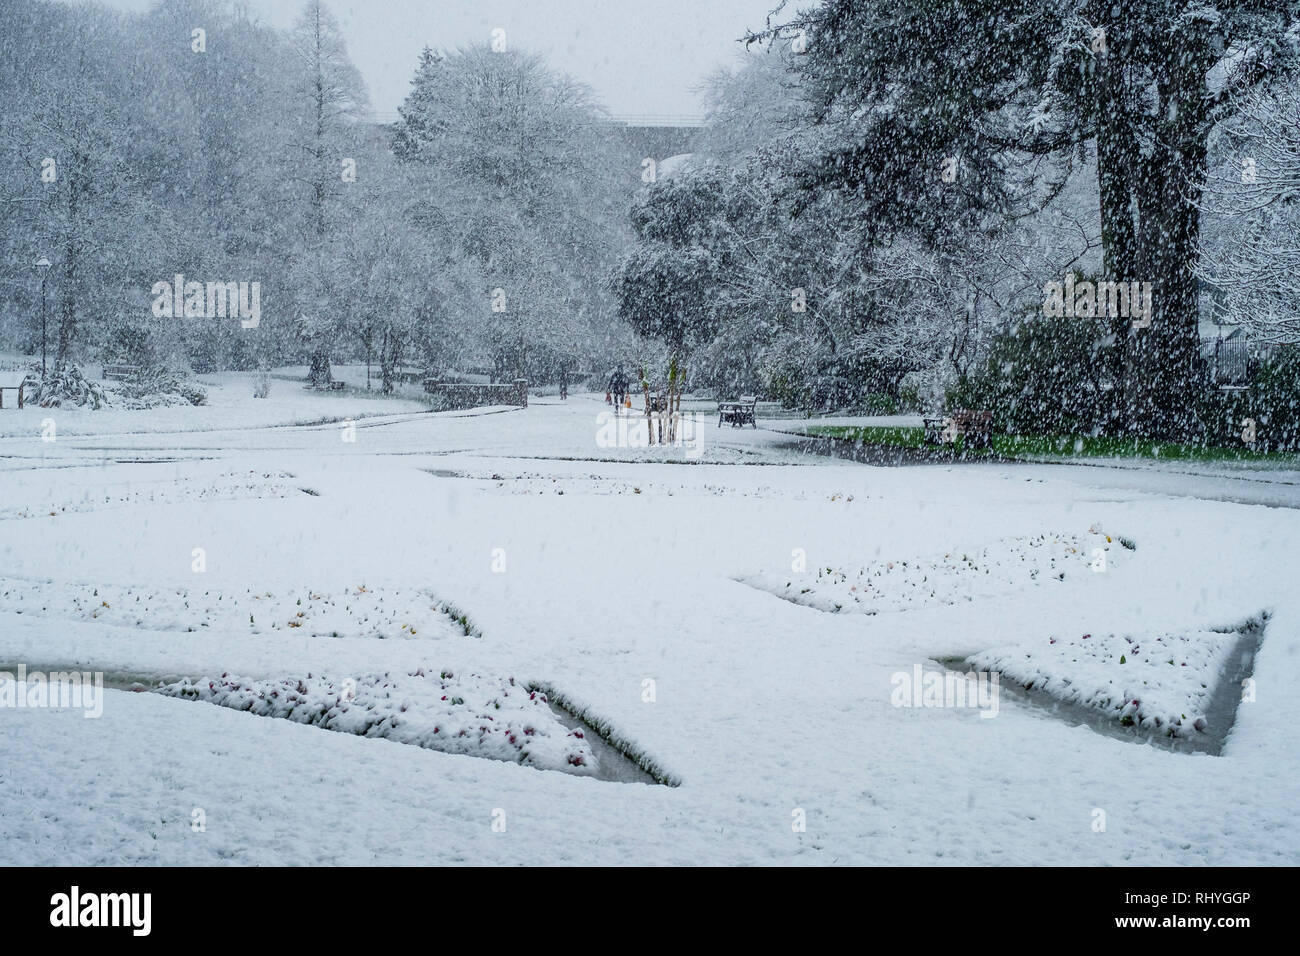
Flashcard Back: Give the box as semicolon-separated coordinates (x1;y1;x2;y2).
370;111;707;129
424;378;528;411
605;113;708;128
102;364;140;382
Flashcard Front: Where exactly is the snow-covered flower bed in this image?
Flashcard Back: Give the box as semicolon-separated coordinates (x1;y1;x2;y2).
967;629;1241;738
442;469;819;500
0;579;472;640
744;528;1132;614
156;670;599;775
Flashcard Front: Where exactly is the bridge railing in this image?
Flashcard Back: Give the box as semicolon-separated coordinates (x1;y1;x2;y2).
604;114;708;128
369;110;708;129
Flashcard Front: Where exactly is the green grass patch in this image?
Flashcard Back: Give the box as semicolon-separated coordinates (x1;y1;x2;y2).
801;425;1300;464
802;425;929;449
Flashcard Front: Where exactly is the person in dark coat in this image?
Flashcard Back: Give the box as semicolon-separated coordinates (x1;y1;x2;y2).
608;365;630;413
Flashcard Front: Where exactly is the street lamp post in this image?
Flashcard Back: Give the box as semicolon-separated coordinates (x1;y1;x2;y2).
33;256;51;376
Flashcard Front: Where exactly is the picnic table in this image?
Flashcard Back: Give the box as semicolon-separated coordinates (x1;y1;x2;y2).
718;395;757;428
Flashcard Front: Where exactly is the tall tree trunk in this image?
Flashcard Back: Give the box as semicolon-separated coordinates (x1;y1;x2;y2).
1094;28;1142;435
380;332;399;395
307;349;332;386
1137;20;1213;441
1098;19;1213;441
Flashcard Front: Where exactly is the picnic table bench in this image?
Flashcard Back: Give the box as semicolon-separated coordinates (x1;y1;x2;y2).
923;409;992;448
102;364;140;382
718;395;757;428
306;381;346;391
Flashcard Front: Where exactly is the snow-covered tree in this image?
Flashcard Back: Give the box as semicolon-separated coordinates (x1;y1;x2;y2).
1199;80;1300;345
0;0;145;373
392;44;627;383
762;0;1300;438
282;0;370;385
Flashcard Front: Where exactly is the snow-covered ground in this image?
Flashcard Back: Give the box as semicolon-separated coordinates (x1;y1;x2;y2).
1;392;1297;865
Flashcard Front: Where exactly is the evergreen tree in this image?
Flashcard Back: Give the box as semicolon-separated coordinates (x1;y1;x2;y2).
770;0;1300;438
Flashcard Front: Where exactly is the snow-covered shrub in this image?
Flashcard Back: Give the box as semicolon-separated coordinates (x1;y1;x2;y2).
253;374;271;399
948;314;1116;435
110;367;207;409
27;366;109;409
1202;346;1300;451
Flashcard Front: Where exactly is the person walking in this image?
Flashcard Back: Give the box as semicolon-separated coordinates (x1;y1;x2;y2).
607;364;630;414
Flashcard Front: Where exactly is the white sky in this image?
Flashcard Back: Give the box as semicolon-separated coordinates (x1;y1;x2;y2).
90;0;787;118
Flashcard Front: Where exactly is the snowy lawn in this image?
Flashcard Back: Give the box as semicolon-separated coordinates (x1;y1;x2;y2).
0;396;1297;865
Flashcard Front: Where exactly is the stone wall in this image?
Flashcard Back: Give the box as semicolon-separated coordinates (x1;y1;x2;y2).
423;378;528;412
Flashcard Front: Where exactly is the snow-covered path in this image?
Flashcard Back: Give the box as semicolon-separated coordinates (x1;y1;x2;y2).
1;392;1297;865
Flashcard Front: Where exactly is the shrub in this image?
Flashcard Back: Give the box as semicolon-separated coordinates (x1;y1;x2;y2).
112;366;207;408
947;316;1117;435
1201;346;1300;451
28;366;109;409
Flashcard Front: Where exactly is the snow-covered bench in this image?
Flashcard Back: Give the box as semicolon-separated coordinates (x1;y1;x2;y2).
924;409;992;448
718;396;757;428
389;367;425;384
101;364;140;382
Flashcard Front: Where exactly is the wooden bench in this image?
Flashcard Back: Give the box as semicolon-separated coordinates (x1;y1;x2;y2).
718;395;757;428
923;409;992;448
306;381;346;391
102;364;140;382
